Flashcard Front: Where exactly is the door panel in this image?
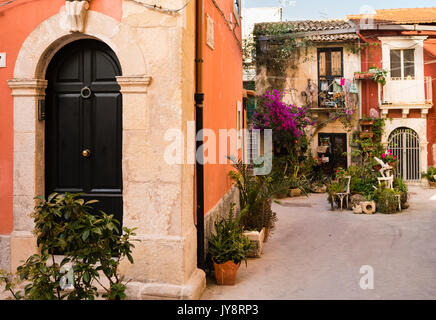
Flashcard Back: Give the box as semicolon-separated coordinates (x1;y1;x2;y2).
45;40;123;225
318;133;348;176
91;93;122;191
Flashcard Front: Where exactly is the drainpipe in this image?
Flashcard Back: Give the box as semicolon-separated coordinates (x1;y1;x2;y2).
195;0;205;270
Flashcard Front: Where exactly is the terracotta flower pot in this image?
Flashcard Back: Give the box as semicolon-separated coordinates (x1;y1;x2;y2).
373;164;382;172
360;132;374;139
213;261;241;286
360;120;374;126
429;181;436;189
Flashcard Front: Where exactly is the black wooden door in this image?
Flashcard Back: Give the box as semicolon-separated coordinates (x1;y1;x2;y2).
318;133;348;176
45;40;123;225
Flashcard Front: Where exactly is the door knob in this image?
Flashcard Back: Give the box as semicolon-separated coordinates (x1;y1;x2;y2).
82;149;91;158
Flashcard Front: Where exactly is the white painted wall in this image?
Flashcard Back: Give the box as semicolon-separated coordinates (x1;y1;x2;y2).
241;7;283;40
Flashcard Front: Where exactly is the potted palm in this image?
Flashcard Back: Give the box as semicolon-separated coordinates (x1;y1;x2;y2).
208;204;251;286
228;159;287;254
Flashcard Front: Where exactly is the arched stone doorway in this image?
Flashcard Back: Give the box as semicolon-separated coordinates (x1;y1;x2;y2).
45;39;124;224
6;8;205;299
388;127;421;182
6;10;150;273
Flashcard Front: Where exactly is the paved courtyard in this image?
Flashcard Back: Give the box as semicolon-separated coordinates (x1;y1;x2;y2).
202;186;436;300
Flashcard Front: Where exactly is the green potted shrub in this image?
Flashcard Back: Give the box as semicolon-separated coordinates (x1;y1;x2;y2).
394;177;409;209
327;180;346;209
423;167;436;188
369;67;388;86
228;159;286;249
374;188;402;214
208;204;251;286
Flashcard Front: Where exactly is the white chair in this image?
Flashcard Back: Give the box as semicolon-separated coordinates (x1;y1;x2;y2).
374;157;394;189
335;175;351;211
374;156;401;211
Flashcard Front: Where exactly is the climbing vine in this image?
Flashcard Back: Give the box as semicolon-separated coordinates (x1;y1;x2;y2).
250;22;312;92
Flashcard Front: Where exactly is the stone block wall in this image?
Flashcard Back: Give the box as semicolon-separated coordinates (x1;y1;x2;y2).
0;236;10;272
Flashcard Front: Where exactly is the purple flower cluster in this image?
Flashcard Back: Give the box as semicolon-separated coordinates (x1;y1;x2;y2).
254;90;311;139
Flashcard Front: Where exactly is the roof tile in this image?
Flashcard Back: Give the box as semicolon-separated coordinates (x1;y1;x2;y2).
347;7;436;25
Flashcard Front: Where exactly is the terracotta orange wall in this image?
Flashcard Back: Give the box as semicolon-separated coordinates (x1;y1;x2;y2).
0;0;122;234
359;35;382;117
203;0;243;214
424;38;436;166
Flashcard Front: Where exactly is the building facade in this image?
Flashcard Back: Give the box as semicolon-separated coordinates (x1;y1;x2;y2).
349;8;436;182
0;0;243;300
253;8;436;179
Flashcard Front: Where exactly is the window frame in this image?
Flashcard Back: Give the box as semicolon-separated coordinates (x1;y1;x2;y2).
233;0;241;25
390;48;416;81
317;47;344;107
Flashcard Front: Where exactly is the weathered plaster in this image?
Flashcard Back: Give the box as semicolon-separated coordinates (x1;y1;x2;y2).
0;236;10;272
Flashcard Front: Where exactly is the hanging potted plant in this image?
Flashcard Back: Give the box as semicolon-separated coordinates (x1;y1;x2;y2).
208;204;251;286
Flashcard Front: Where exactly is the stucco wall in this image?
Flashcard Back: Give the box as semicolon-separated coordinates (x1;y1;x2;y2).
1;0;209;299
255;42;360;164
0;0;122;237
203;0;243;215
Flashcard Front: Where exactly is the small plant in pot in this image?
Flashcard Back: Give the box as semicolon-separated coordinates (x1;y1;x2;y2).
423;167;436;188
381;150;397;167
207;204;251;286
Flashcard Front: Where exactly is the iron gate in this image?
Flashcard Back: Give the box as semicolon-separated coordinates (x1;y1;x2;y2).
388;128;421;182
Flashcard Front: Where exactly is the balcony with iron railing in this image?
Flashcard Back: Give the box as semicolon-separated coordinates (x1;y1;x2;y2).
378;76;433;118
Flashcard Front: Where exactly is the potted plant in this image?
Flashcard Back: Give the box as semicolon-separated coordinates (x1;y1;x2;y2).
381;150;397;167
360;119;374;127
369;67;388;86
321;137;330;146
371;158;382;172
360;130;374;139
423;167;436;188
228;159;286;250
208;204;251;286
354;71;373;80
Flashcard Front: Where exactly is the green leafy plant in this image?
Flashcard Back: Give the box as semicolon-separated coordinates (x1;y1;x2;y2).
368;67;388;86
327;178;347;207
374;188;401;214
394;177;409;207
0;193;138;300
207;204;251;266
423;167;436;182
229;159;287;233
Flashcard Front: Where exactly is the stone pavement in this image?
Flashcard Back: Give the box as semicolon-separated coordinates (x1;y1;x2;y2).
202;186;436;300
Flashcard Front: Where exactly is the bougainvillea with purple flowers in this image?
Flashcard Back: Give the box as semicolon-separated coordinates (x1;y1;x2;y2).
253;90;313;155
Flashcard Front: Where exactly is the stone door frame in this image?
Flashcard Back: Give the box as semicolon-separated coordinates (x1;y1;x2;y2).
7;10;150;271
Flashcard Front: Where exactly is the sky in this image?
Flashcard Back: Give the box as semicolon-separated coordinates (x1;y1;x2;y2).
243;0;436;21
